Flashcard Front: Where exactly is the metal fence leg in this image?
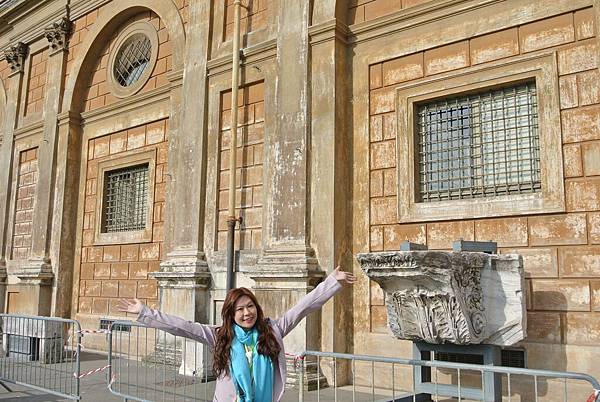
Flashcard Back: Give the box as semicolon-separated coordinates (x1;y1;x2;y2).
299;358;304;402
482;345;502;402
0;381;12;392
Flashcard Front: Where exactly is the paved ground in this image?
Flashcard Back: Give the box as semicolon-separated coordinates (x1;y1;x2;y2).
0;351;449;402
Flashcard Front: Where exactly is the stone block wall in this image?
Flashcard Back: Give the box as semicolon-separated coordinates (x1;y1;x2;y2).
223;0;269;41
24;49;48;116
11;148;38;261
65;8;99;84
217;81;265;251
77;119;168;318
365;5;600;371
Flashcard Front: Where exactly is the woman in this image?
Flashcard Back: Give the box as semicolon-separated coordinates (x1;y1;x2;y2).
118;266;355;402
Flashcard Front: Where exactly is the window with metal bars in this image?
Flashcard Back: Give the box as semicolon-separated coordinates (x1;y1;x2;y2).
101;164;149;233
416;81;540;202
113;33;152;87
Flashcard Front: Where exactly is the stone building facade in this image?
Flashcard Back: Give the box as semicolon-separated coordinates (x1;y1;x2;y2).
0;0;599;393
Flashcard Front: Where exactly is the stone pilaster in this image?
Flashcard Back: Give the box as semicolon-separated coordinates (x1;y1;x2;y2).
19;19;73;316
0;43;28;313
257;0;313;267
52;112;82;318
251;0;328;388
151;1;213;378
308;11;353;385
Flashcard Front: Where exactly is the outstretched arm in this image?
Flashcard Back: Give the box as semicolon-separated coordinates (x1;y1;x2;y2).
274;266;356;338
117;299;217;346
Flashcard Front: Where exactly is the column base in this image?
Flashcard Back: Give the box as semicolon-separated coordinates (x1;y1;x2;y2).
151;250;213;379
286;356;329;390
12;260;53;316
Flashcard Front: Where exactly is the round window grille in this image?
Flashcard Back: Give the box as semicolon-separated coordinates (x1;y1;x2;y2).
113;33;152;87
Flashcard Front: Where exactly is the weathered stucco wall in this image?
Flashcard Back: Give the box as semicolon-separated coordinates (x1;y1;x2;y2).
353;0;600;390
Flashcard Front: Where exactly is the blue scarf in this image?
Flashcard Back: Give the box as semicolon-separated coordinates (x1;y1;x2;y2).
230;324;273;402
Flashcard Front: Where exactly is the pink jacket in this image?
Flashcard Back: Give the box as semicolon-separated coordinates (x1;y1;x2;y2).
137;273;342;401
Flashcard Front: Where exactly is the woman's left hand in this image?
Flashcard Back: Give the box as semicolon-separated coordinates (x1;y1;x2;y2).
333;266;356;285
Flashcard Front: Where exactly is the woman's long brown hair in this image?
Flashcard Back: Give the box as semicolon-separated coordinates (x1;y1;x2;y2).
212;287;281;377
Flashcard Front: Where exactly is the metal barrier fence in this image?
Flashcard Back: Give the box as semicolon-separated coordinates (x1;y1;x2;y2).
107;320;214;402
297;350;600;402
1;314;599;402
0;313;82;400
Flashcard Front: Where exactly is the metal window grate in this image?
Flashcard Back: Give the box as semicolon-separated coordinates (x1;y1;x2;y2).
114;33;152;87
502;349;526;368
432;350;526;368
102;164;149;233
417;81;540;202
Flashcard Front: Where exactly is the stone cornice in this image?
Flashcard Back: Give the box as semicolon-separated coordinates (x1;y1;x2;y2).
69;0;111;21
347;0;506;45
166;68;184;84
14;119;43;140
308;18;350;46
1;0;65;50
206;38;277;77
57;110;82;127
80;84;172;126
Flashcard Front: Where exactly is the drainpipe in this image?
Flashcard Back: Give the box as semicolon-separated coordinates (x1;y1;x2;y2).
226;0;242;292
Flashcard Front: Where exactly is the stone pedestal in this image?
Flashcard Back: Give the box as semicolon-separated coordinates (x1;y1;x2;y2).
151;252;213;379
252;247;328;388
358;251;526;346
14;261;54;316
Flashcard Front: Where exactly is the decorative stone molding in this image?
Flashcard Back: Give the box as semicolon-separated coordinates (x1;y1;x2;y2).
44;17;73;51
155;251;211;288
4;42;28;73
358;251;526;346
253;247;321;287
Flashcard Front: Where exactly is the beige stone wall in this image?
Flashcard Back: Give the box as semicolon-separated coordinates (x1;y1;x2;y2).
362;3;600;377
11;148;38;261
24;49;48;117
65;8;100;83
217;81;265;250
77;119;167;319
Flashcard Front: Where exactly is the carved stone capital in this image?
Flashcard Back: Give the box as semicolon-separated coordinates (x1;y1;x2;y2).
358;251;526;346
4;42;28;73
45;17;73;51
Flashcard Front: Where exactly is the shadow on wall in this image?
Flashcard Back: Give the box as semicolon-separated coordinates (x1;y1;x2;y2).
510;290;569;402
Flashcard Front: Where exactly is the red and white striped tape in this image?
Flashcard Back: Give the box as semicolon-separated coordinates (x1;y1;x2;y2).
285;353;305;369
78;329;111;334
586;389;600;402
74;364;111;379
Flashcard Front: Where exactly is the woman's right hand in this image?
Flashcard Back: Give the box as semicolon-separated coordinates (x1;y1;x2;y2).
117;298;144;314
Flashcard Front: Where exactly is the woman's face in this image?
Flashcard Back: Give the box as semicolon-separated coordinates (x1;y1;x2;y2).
233;295;257;329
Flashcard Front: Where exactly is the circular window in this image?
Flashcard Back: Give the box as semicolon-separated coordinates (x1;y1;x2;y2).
114;33;152;87
107;21;159;98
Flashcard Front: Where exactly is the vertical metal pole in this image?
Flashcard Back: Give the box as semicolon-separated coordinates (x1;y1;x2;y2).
226;0;242;292
299;357;304;402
